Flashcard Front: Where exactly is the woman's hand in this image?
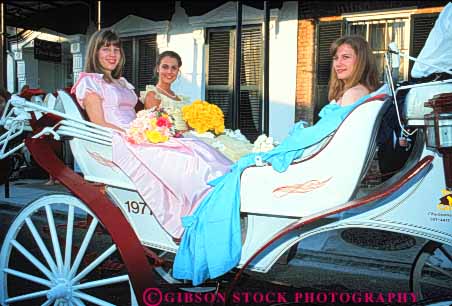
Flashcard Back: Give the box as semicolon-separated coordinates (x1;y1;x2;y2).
83;92;124;132
144;91;162;109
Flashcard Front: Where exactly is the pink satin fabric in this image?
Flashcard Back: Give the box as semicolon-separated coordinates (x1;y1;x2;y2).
113;133;232;238
72;72;232;238
71;72;137;129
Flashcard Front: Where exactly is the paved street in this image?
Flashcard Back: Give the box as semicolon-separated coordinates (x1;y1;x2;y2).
0;179;450;306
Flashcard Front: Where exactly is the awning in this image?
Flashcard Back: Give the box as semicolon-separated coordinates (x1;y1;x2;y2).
5;1;283;35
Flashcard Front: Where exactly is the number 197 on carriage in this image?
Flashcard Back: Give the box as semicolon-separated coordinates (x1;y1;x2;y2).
124;201;152;215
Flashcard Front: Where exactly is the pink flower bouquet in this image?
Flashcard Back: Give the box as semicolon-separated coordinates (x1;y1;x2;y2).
126;108;175;144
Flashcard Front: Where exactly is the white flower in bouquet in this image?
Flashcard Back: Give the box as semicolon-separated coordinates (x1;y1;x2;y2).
252;134;277;153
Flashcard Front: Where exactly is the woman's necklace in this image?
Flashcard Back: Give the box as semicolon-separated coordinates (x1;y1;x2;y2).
156;85;178;100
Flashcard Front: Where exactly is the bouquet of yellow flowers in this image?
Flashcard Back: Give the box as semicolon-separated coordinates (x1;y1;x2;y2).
126;108;175;144
181;100;225;135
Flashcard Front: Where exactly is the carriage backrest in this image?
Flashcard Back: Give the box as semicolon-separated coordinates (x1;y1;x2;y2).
240;95;390;217
56;90;135;189
57;91;86;121
43;93;56;110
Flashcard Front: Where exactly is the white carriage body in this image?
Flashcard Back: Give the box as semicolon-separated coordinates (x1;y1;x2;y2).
34;84;450;274
1;78;452;306
1;77;451;274
2;5;452;304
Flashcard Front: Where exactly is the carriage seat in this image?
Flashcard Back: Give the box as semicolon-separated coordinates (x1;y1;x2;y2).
240;95;390;218
55;90;136;190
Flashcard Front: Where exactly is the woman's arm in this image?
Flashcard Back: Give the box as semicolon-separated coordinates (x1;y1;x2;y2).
83;92;124;132
144;91;161;109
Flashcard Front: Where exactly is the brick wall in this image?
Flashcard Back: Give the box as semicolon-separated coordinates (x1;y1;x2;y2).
295;19;316;124
299;0;448;19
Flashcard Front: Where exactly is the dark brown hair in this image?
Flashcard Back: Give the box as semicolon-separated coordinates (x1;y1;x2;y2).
154;50;182;78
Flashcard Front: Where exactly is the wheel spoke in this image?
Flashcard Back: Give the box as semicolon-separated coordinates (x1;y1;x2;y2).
64;205;75;276
69;218;98;279
73;291;116;306
41;298;55;306
4;268;52;287
420;274;452;289
73;297;87;306
73;274;129;290
1;195;131;305
25;217;58;275
439;245;452;262
11;239;54;280
45;205;64;275
425;262;452;279
5;289;48;303
71;245;117;285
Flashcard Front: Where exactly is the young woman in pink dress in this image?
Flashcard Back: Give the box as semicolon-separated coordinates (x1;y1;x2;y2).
71;30;232;239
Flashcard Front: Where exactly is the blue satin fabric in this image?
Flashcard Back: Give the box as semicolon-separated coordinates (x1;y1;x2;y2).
173;93;374;285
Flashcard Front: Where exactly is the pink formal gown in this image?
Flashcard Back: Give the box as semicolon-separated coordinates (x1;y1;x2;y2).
72;73;232;238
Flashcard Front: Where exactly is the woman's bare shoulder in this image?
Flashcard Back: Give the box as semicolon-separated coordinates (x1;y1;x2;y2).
341;84;370;106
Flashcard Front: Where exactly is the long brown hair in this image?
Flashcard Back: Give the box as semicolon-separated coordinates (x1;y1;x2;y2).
84;30;125;83
328;35;379;101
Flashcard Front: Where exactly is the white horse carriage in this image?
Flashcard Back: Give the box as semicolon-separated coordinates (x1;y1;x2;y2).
1;14;452;306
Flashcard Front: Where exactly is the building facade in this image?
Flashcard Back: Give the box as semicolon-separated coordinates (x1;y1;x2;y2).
7;1;298;142
6;1;450;142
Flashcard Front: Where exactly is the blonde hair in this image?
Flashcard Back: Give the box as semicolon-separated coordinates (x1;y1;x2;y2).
328;35;379;101
84;30;125;83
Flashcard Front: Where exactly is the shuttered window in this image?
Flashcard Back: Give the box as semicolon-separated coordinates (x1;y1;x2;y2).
206;30;233;127
410;13;439;79
121;34;157;93
317;22;343;86
239;29;263;142
206;26;263;141
314;21;343;121
122;40;133;83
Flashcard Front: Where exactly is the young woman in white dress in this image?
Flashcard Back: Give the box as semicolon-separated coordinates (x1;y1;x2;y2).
141;51;254;162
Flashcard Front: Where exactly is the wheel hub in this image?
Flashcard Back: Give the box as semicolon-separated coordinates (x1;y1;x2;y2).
47;279;72;300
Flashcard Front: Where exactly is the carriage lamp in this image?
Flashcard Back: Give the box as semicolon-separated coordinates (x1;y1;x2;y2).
424;93;452;189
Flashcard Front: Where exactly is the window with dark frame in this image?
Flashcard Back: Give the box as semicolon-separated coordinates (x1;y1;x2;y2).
120;34;157;93
315;11;439;120
205;26;264;142
347;18;409;81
